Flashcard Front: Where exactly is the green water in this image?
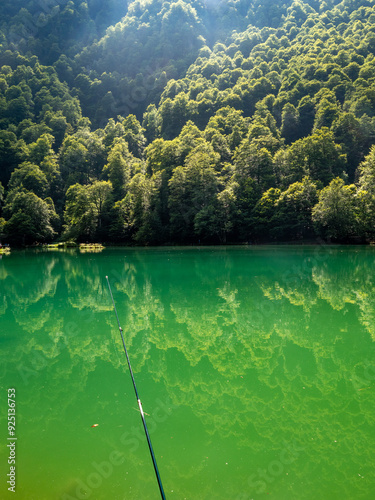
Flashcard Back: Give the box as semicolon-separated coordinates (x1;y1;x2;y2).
0;246;374;500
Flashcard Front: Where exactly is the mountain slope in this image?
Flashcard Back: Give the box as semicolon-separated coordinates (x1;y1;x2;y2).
1;0;375;245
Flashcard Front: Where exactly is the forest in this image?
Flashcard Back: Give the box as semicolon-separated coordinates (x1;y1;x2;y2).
1;0;375;245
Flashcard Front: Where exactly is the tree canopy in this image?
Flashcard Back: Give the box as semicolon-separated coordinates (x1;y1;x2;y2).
1;0;375;245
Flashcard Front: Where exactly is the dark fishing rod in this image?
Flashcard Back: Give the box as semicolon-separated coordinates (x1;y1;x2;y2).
106;276;166;500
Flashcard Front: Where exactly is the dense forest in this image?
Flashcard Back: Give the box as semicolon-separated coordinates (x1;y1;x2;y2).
1;0;375;245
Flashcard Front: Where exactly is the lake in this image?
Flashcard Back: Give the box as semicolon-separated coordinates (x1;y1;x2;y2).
0;245;374;499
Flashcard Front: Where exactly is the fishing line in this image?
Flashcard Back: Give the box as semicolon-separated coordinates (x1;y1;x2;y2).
106;276;166;500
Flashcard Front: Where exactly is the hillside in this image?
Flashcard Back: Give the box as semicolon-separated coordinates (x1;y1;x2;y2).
1;0;375;245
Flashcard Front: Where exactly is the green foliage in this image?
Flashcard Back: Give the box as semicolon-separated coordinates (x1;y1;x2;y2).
63;180;112;241
168;141;220;242
312;178;357;241
0;130;28;186
356;145;375;239
103;139;133;201
1;0;375;244
194;180;238;243
114;172;164;245
122;115;146;158
251;187;281;240
276;128;347;186
272;176;319;240
0;181;4;210
234;141;275;190
3;189;57;244
8;162;49;198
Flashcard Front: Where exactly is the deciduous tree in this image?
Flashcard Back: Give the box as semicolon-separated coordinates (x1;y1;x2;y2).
312;178;357;241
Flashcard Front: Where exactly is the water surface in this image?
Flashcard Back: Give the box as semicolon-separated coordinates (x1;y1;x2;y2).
0;246;374;499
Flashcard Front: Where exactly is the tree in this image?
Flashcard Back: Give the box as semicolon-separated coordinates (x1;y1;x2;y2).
146;138;180;176
233;177;261;242
0;130;27;186
75;126;107;180
312;178;357;241
168;166;191;242
194;181;238;243
8;163;49;198
115;173;163;244
44;111;70;150
234;141;275;190
3;0;375;246
280;103;300;144
146;126;205;178
184;142;220;217
103;118;125;149
356;145;375;240
103;139;132;200
251;187;281;241
142;104;162;143
7;96;34;123
297;96;315;137
277;128;347;186
160;0;204;59
272;176;319;240
3;190;57;245
63;181;113;241
59;136;88;187
122;114;146;158
88;181;113;238
159;93;197;140
313;97;340;131
168;142;220;242
19;122;53;144
27;133;55;165
332;112;368;181
205;106;248;143
0;181;4;212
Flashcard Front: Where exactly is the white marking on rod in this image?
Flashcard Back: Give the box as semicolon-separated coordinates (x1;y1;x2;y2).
138;399;145;418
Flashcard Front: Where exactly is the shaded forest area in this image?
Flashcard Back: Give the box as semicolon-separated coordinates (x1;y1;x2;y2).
1;0;375;245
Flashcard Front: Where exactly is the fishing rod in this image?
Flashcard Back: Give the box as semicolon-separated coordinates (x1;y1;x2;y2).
106;276;166;500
